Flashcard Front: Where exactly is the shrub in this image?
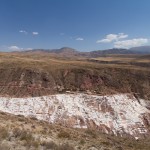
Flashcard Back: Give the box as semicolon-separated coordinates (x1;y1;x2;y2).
17;115;25;122
30;116;38;121
12;128;22;138
41;141;74;150
0;112;6;115
79;139;85;145
58;143;74;150
20;130;33;142
0;127;9;140
85;129;97;138
42;141;58;149
57;130;70;139
31;140;40;148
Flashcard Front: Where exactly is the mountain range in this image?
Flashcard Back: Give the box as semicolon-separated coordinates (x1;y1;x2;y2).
21;46;150;57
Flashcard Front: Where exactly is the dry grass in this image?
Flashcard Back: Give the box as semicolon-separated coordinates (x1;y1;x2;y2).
0;52;149;71
0;111;150;150
57;130;71;139
0;52;149;99
0;53;149;149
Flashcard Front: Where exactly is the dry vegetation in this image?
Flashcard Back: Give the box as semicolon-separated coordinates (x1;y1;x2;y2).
0;52;149;100
90;54;150;68
0;111;150;150
0;52;149;149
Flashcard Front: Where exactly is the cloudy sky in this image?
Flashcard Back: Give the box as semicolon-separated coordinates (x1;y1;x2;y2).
0;0;150;51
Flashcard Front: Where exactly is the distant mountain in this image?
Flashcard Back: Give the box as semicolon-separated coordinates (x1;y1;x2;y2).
129;46;150;53
89;46;150;57
23;47;81;57
50;47;77;54
89;48;131;57
20;46;150;58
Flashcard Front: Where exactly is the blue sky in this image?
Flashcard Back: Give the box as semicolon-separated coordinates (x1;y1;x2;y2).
0;0;150;51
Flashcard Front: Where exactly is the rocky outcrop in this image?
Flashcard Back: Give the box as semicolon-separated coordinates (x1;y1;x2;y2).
0;93;150;139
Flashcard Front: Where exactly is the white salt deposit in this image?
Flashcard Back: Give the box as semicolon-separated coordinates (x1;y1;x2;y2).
0;93;149;138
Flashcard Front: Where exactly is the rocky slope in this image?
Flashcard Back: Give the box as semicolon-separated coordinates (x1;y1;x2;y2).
1;111;150;150
0;93;150;139
0;67;149;100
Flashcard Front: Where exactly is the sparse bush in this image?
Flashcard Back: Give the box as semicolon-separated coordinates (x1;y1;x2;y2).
17;114;24;118
18;117;25;122
0;112;6;115
57;130;71;139
79;139;85;145
17;115;25;122
85;129;97;138
41;141;74;150
42;141;58;149
40;127;48;134
20;131;40;148
20;130;33;142
31;140;40;148
30;116;38;121
12;127;22;138
0;127;9;140
101;140;111;146
58;143;74;150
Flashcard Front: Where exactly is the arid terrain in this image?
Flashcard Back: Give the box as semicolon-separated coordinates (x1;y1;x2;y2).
1;111;150;150
0;51;149;99
0;49;150;150
1;0;150;149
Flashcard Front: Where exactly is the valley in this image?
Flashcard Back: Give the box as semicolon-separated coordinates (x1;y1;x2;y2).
0;48;150;149
1;0;150;149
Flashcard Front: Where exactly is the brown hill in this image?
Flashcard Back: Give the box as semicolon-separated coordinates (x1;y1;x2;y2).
0;52;149;100
21;47;82;58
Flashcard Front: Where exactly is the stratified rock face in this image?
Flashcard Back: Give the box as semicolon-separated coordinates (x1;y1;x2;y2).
0;93;150;138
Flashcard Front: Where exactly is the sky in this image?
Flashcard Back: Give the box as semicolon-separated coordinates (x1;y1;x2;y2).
0;0;150;52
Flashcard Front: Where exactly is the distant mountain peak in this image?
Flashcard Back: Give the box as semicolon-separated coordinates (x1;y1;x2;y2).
54;47;78;53
18;46;150;57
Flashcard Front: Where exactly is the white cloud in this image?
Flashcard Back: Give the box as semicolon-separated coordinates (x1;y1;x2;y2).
118;33;128;39
0;45;33;51
7;46;33;51
114;38;148;48
32;32;39;35
76;37;84;41
96;33;128;43
19;30;28;34
8;46;23;51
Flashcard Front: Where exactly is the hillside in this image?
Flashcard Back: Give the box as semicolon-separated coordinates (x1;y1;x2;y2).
0;52;150;149
0;111;150;150
22;47;82;58
0;52;149;100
